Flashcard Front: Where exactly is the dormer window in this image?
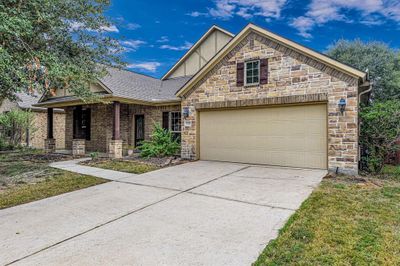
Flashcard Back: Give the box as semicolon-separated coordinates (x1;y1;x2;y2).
245;60;260;86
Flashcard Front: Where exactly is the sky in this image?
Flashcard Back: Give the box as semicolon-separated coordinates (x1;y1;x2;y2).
103;0;400;78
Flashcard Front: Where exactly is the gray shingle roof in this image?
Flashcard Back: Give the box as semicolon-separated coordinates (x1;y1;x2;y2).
15;92;41;110
99;67;191;102
15;92;64;112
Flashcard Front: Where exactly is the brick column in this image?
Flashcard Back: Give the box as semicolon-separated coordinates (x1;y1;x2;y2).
44;108;56;153
109;101;122;158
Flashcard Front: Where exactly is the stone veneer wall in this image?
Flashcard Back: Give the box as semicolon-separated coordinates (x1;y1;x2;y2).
65;103;180;153
181;32;360;175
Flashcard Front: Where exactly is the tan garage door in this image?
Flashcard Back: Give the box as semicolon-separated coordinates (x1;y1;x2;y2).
199;104;327;169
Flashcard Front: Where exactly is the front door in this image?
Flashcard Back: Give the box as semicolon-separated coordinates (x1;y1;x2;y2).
135;115;145;147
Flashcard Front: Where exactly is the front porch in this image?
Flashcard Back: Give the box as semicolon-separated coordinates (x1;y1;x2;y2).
44;101;181;158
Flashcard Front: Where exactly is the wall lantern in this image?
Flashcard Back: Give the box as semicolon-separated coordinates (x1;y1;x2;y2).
338;98;346;114
182;107;190;118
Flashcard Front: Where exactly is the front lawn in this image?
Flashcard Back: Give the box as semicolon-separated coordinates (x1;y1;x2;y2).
0;150;108;209
254;170;400;265
83;159;160;174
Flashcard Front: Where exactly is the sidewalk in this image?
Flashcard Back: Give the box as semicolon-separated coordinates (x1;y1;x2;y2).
50;158;136;181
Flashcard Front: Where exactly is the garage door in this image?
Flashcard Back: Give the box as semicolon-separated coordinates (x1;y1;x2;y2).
199;104;327;169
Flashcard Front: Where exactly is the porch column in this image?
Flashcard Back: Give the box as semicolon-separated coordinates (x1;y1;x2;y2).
47;108;54;139
112;101;121;140
109;101;122;159
44;108;56;152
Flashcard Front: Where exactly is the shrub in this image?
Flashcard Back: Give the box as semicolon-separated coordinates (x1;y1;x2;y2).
360;100;400;174
0;109;36;148
138;124;180;158
89;152;99;161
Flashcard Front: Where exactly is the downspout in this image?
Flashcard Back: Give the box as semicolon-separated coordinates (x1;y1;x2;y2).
358;78;373;169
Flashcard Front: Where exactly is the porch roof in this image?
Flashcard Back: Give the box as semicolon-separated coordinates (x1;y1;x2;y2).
99;67;192;102
35;67;191;108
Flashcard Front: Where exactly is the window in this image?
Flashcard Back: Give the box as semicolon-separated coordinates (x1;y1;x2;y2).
245;60;260;85
162;111;181;142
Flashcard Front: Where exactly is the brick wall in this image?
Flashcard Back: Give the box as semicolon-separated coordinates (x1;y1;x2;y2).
65;103;180;153
30;111;65;149
181;32;360;175
0;99;65;149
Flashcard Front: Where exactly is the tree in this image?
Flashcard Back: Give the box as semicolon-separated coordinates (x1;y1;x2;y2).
0;109;36;149
0;0;124;101
359;100;400;173
327;39;400;102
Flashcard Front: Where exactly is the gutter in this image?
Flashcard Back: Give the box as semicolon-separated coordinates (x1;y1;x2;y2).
357;79;373;169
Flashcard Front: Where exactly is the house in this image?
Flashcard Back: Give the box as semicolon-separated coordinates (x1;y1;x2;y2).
0;92;65;149
34;24;370;175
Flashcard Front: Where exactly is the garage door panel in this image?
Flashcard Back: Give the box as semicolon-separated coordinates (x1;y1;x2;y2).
200;105;327;169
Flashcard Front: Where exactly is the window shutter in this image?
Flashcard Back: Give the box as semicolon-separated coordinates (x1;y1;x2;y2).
260;58;268;85
236;62;244;87
162;112;169;130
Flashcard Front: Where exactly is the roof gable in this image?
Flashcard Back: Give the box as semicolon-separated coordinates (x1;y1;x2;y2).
176;24;367;97
162;25;234;80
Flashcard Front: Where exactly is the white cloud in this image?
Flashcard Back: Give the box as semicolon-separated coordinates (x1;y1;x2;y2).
68;21;119;33
186;11;208;17
290;16;314;38
188;0;287;20
99;25;119;33
69;21;84;31
127;62;161;72
236;7;253;19
120;40;146;52
126;23;141;30
157;36;169;43
291;0;400;38
160;41;193;51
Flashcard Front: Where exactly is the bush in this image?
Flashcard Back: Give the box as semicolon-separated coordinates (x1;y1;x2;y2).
89;152;99;161
138;124;180;158
0;109;36;148
360;100;400;174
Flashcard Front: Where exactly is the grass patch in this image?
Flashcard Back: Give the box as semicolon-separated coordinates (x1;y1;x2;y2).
0;171;107;209
254;175;400;265
84;160;160;174
0;150;108;209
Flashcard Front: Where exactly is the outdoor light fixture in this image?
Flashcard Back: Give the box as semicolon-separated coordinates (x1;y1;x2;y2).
182;107;190;118
338;98;346;114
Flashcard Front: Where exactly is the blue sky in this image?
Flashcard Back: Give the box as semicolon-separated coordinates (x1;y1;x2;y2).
104;0;400;78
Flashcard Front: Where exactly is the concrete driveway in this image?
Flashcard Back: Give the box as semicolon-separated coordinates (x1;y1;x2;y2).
0;161;326;266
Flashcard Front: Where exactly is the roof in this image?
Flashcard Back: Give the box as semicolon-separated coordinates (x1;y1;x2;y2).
176;23;367;97
161;25;234;80
99;67;192;102
15;92;64;112
36;67;192;107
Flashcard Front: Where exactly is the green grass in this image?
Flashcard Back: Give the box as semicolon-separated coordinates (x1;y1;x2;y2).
84;160;160;174
382;165;400;180
0;171;107;209
0;150;108;209
254;174;400;265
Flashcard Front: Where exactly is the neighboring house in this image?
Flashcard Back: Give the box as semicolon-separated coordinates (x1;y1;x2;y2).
35;24;370;175
0;92;65;149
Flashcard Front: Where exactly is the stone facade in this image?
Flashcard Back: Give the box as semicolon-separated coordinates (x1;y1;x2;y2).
64;103;180;153
108;139;123;159
72;139;86;156
181;32;360;175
